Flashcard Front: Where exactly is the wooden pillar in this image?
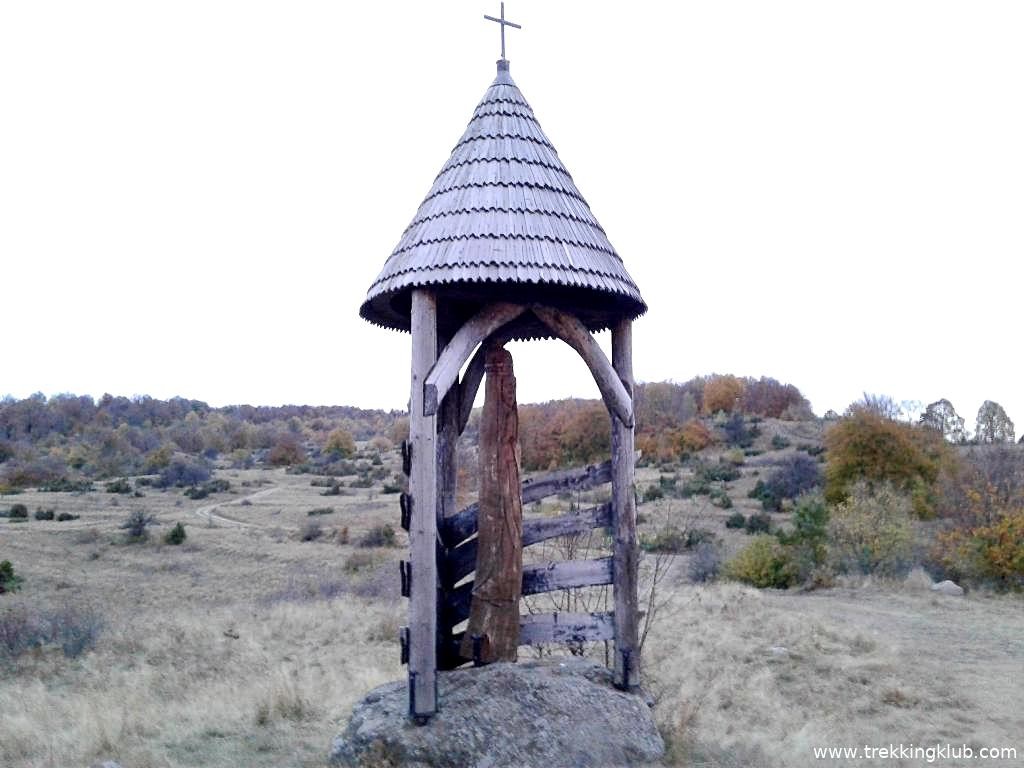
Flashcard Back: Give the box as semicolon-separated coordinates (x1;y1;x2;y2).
408;289;438;720
436;358;460;669
611;318;639;690
461;346;523;663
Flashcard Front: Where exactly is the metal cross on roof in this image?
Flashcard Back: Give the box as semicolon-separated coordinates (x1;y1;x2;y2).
484;2;521;60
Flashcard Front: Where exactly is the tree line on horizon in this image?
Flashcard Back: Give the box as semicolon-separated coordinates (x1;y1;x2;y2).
0;377;1018;491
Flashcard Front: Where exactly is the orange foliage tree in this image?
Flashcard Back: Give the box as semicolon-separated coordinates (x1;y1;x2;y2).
702;375;745;415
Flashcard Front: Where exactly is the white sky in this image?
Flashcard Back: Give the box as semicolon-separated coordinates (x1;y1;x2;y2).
1;1;1021;429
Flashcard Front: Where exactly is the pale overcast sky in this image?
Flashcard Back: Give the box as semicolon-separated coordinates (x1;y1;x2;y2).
2;1;1021;429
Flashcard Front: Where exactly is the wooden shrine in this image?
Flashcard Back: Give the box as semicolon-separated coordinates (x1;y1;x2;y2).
359;8;647;722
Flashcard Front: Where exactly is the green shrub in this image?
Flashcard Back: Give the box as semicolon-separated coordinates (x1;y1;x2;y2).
723;535;797;588
709;488;733;509
688;541;722;583
39;478;94;493
382;482;402;495
725;511;746;529
0;560;22;593
105;478;133;494
164;522;187;545
770;434;791;450
828;482;914;575
744;513;772;534
320;481;342;496
307;507;334;516
748;480;781;512
9;503;28;519
642;485;664;503
358;524;396;548
56;512;79;522
700;463;741;483
120;510;155;540
778;494;830;582
34;508;55;521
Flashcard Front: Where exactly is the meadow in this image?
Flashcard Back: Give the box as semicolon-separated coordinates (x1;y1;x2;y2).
2;415;1022;767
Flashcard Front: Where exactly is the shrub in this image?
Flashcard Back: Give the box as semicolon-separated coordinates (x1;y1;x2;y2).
745;513;772;534
722;412;758;448
382;482;402;494
723;535;796;588
157;457;212;488
34;508;55;521
641;526;688;553
0;560;22;594
686;528;716;548
725;511;746;529
358;524;397;548
688;541;722;583
770;434;791;450
703;375;745;415
8;503;28;519
164;522;187;545
39;478;94;493
763;454;822;501
748;480;781;512
321;481;343;496
828;482;914;575
778;494;830;582
120;510;156;540
105;478;133;494
642;485;664;503
344;550;377;573
824;409;949;518
307;507;334;516
0;604;103;658
700;462;741;483
56;512;79;522
935;510;1024;589
678;419;713;453
709;488;733;509
300;521;323;542
268;434;305;467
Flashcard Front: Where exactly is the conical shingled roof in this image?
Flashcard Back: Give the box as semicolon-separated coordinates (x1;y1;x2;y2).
360;59;646;336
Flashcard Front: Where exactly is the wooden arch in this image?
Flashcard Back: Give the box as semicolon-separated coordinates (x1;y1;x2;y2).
403;290;639;722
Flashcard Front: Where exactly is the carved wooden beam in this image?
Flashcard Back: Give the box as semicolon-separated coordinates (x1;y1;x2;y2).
423;303;526;417
531;306;634;427
455;316;533;434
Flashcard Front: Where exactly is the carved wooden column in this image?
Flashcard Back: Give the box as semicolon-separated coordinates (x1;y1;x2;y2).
461;346;523;663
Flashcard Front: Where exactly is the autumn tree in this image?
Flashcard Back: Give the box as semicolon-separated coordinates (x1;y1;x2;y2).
824;409;952;518
920;399;967;444
702;375;745;415
975;401;1015;444
324;427;356;458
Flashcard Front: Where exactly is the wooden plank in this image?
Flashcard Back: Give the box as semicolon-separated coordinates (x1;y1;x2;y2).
611;318;640;691
532;305;634;428
408;289;438;720
519;611;615;645
442;503;612;588
444;557;614;626
440;460;613;547
423;302;526;416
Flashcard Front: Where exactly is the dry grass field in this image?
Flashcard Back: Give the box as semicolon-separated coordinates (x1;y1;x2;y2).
2;434;1022;767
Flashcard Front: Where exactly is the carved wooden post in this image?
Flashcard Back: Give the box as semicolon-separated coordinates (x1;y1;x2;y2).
436;357;460;669
408;289;438;720
611;318;639;690
461;346;523;663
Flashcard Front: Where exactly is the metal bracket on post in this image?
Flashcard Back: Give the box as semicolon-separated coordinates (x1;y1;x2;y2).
400;493;412;532
619;648;633;691
408;672;435;725
401;440;412;477
400;560;412;598
399;626;410;665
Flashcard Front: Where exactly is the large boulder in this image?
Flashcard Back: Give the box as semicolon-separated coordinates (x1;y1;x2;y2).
330;658;665;767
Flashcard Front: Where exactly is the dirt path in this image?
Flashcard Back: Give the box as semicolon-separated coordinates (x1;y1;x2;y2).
193;486;279;528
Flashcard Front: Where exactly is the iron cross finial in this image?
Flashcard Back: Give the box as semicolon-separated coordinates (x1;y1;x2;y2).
484;2;521;60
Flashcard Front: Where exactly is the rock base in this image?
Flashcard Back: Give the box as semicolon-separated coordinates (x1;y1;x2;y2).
330;658;665;767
